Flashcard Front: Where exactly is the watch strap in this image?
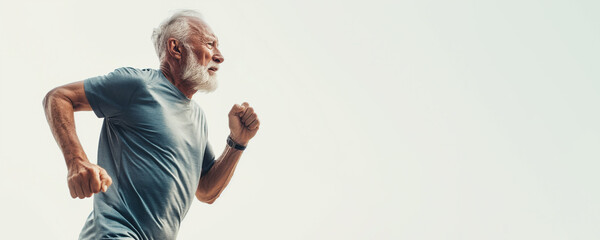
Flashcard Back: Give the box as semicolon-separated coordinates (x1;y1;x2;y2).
227;135;247;150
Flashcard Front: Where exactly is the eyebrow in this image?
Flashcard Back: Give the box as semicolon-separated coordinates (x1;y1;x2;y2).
200;34;216;41
207;36;219;47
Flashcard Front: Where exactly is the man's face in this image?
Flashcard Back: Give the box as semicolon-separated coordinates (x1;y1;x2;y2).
181;19;224;92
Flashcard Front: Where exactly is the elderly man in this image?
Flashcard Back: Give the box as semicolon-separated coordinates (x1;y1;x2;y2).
43;10;259;239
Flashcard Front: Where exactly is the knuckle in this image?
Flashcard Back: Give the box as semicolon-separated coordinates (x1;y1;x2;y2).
77;174;86;181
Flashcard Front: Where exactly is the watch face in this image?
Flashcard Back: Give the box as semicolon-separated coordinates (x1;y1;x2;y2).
227;136;245;150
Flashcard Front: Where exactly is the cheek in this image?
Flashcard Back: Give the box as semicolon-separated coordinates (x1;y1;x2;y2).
196;48;213;65
202;52;213;64
195;53;211;66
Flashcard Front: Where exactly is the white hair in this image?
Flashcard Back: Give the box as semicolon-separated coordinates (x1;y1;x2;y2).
151;10;204;62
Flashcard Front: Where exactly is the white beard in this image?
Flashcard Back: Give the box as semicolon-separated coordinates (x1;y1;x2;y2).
181;49;219;93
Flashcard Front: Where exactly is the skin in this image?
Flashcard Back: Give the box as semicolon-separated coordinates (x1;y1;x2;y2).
161;18;225;98
43;17;260;203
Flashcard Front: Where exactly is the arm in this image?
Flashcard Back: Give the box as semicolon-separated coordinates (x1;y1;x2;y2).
196;102;260;204
43;81;112;199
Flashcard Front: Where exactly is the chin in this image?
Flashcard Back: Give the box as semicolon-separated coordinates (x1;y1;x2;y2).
190;75;218;93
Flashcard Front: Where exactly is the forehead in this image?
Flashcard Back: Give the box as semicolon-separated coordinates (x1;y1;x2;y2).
187;17;217;41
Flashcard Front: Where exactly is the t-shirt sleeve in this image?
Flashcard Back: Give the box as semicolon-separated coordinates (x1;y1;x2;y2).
201;142;216;177
84;67;143;118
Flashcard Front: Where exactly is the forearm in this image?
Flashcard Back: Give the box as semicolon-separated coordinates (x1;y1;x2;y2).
43;89;89;166
197;102;260;203
196;145;243;203
44;83;113;199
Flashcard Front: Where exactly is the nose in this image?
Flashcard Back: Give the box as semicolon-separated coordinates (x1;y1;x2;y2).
212;49;224;64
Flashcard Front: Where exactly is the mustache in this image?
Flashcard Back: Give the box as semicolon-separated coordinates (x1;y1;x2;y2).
206;61;219;70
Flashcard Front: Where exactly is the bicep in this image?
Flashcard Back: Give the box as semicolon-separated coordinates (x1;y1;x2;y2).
47;81;92;112
59;81;92;111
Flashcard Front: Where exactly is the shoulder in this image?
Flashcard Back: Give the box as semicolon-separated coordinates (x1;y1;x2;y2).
84;67;155;101
83;67;156;118
90;67;160;92
107;67;147;84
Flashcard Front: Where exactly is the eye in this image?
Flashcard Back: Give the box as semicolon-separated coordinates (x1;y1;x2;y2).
206;42;214;49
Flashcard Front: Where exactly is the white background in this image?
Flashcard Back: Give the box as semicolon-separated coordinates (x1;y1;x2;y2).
1;0;599;239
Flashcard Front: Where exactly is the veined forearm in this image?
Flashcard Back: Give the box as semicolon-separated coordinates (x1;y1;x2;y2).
43;90;89;166
44;83;112;199
197;145;243;203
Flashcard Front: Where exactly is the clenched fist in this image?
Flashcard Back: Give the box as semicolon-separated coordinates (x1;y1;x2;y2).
228;102;260;146
67;161;113;199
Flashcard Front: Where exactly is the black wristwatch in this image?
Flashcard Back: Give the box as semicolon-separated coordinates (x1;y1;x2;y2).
227;135;247;150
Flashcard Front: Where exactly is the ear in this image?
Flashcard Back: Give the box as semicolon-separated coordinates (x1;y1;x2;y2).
167;38;183;60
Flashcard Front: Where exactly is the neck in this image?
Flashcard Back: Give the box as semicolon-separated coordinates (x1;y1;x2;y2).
160;62;198;99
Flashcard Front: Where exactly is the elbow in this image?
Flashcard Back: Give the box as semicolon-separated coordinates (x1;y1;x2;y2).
197;194;219;204
42;88;57;110
43;87;67;110
196;190;219;204
197;196;218;204
43;88;61;116
43;87;76;112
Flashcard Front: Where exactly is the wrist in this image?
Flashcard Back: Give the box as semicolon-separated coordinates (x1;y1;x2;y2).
66;155;89;168
228;133;249;146
227;135;247;150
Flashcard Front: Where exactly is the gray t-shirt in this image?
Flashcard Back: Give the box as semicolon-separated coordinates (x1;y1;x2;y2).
79;67;215;240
